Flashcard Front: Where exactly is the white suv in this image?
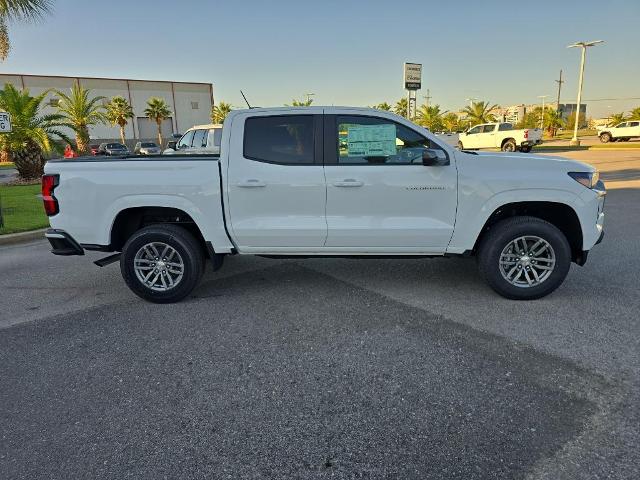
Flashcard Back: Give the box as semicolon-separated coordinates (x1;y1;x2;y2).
163;124;223;155
598;121;640;143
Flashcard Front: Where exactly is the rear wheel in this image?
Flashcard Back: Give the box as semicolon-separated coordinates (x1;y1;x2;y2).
477;216;571;300
120;224;205;303
599;132;611;143
501;139;516;152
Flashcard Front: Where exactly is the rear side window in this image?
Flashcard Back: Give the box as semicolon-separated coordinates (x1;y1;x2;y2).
244;115;314;164
211;128;222;147
629;122;639;127
498;123;513;131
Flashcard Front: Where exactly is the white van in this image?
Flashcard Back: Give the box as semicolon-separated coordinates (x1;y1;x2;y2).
163;124;223;155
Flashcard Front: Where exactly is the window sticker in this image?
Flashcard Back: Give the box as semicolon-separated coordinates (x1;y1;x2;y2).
345;124;397;157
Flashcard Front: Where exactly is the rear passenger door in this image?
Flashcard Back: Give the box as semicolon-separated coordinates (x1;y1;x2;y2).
226;111;327;250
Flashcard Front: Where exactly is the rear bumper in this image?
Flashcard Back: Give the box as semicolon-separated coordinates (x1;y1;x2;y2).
521;139;543;147
45;229;84;256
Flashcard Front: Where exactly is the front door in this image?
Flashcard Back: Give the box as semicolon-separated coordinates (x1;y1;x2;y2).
323;114;458;252
226;112;327;250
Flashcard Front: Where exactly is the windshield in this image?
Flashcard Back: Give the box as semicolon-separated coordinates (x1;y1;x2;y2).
107;143;126;149
140;143;157;148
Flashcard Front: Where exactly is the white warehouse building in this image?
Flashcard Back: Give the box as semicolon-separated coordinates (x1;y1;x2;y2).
0;73;214;145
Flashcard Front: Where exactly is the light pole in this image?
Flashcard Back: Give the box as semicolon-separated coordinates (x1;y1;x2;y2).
304;92;315;105
538;95;549;130
567;40;603;146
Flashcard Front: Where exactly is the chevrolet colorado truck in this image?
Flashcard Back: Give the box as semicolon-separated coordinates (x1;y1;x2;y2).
42;107;605;303
457;122;543;152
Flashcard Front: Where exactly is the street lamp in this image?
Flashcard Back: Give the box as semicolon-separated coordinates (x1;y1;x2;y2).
538;95;549;130
567;40;604;146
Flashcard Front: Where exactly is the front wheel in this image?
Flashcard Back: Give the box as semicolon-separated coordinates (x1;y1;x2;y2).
599;132;611;143
501;139;517;152
120;224;205;303
477;216;571;300
457;141;464;150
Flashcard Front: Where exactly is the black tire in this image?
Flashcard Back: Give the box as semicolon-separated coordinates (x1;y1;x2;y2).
457;141;464;150
120;224;205;303
520;146;532;153
477;216;571;300
501;139;516;152
599;132;611;143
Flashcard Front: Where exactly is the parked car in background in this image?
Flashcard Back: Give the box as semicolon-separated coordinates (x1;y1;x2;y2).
598;121;640;143
43;107;605;304
163;124;223;155
134;141;161;155
89;144;100;155
97;143;129;156
457;123;543;152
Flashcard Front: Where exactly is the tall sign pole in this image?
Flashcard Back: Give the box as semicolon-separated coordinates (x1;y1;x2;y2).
403;62;422;120
555;69;564;110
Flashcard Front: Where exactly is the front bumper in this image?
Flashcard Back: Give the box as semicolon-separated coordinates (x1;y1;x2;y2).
45;229;84;256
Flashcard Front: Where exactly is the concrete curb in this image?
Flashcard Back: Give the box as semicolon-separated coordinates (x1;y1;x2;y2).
0;228;46;246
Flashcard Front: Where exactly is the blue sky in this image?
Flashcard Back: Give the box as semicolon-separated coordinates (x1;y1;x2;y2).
3;0;638;117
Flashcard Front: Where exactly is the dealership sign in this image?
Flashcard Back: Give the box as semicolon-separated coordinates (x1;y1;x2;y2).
403;63;422;90
0;112;12;133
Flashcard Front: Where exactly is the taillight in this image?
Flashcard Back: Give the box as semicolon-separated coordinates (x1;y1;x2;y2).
524;129;529;139
41;174;59;216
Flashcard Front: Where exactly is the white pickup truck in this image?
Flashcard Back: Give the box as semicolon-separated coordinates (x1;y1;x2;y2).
42;107;605;303
597;120;640;143
457;122;543;152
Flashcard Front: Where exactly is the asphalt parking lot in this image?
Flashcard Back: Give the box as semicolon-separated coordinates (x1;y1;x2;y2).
1;150;639;479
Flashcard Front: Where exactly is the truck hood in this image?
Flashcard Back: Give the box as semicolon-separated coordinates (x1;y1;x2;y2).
464;151;595;173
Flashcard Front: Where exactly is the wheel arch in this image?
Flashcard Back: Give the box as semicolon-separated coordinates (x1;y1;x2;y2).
472;201;583;263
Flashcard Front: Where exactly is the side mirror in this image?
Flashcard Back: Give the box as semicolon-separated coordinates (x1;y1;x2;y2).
422;149;447;166
166;141;177;150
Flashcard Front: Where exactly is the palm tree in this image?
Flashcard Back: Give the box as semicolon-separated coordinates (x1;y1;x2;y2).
210;101;232;124
286;97;314;107
55;83;106;154
373;102;392;111
608;112;626;126
544;109;564;136
144;97;172;147
0;83;70;179
415;104;445;131
394;98;408;118
106;96;133;145
442;112;460;133
629;107;640;121
0;0;52;60
462;100;498;125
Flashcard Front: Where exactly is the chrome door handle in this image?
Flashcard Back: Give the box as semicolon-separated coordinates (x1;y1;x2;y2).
237;179;266;187
333;179;364;187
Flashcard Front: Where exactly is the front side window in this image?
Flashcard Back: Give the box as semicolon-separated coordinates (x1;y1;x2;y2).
616;122;628;128
192;129;207;148
467;125;482;135
177;130;195;149
244;115;314;164
336;115;447;165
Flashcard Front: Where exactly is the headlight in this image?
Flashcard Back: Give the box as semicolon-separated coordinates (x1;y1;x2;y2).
568;171;600;189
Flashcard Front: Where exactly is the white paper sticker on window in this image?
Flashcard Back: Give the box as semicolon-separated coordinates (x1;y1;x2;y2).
346;124;396;157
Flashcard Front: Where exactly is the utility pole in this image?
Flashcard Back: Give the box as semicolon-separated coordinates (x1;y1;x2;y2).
567;40;603;146
424;89;432;107
304;92;315;104
555;69;564;110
